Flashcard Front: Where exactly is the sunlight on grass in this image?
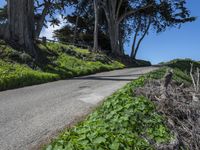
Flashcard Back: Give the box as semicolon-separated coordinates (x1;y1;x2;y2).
0;41;125;91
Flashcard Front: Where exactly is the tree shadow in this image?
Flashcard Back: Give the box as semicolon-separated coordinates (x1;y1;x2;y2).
72;74;143;81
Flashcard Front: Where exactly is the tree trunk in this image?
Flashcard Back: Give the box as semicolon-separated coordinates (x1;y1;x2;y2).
119;28;124;55
93;0;99;52
131;22;140;59
108;22;121;55
73;15;79;44
0;24;8;38
35;4;49;39
102;0;122;56
7;0;37;57
131;18;151;59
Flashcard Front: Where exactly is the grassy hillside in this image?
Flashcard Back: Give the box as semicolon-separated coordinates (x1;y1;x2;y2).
0;60;59;91
0;40;125;91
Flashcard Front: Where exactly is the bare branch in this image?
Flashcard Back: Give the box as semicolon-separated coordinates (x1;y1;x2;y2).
116;0;123;19
197;67;199;93
190;63;197;92
133;17;151;58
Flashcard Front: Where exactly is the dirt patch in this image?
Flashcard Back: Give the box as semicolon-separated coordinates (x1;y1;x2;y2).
135;79;200;150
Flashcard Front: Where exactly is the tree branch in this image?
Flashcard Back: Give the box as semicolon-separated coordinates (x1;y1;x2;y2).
190;63;197;92
131;20;141;57
117;4;154;24
132;17;151;58
116;0;123;19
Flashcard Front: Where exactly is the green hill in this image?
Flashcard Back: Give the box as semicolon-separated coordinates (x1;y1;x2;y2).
2;40;155;91
0;40;128;91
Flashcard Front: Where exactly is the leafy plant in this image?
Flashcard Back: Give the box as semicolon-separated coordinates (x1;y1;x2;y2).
0;41;125;91
44;69;173;150
0;60;59;91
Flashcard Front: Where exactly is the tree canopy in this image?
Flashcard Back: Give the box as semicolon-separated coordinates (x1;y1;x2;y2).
0;0;196;58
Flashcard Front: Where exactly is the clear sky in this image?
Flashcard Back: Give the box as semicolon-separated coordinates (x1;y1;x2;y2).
0;0;199;64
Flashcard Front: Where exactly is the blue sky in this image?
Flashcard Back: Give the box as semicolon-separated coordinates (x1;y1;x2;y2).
128;0;200;64
0;0;199;64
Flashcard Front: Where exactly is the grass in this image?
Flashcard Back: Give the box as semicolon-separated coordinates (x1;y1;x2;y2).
0;60;59;91
0;41;125;91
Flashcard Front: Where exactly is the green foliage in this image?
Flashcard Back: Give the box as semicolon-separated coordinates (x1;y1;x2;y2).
0;41;125;91
132;59;151;67
172;68;192;85
0;41;35;64
0;5;7;22
44;65;194;150
47;54;124;78
44;70;173;150
53;7;112;51
146;66;192;85
165;59;200;74
159;59;200;85
38;42;124;79
0;60;59;91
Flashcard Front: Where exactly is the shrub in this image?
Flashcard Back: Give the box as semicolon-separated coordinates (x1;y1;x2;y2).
164;59;200;74
0;60;59;91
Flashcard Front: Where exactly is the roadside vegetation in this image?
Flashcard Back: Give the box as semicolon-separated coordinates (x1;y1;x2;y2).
45;69;172;150
164;58;200;73
0;40;126;91
0;1;198;150
44;59;200;150
136;59;200;149
0;0;195;92
0;60;59;91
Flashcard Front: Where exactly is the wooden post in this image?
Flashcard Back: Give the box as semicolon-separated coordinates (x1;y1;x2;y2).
42;36;47;44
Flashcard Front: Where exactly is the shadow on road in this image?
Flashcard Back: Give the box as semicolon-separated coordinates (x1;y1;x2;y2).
72;73;144;81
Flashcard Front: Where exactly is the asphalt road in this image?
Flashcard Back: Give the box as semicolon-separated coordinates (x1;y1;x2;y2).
0;67;158;150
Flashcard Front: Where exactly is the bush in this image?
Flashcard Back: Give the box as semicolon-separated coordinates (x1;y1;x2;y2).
164;59;200;74
0;60;59;91
133;59;151;67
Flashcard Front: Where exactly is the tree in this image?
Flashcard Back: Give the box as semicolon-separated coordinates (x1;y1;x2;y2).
5;0;37;57
34;0;70;39
0;0;71;39
54;13;111;51
130;0;195;59
99;0;195;57
0;5;7;38
0;0;73;58
0;5;7;23
130;16;151;59
54;0;111;51
93;0;99;52
71;0;88;44
99;0;155;56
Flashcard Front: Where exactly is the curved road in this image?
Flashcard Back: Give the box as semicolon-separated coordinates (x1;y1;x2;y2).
0;67;158;150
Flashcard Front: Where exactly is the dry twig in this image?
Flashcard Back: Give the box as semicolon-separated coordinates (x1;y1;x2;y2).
135;79;200;150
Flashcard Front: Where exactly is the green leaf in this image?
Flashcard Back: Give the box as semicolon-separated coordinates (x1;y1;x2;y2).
93;137;106;144
45;145;52;150
109;142;120;150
